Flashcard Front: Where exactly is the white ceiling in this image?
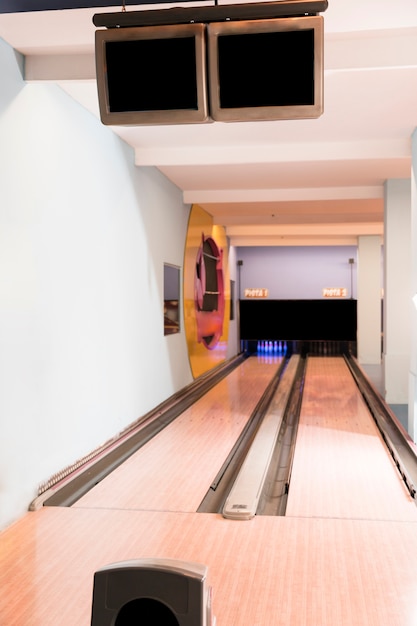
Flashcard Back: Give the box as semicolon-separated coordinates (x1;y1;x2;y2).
1;0;417;246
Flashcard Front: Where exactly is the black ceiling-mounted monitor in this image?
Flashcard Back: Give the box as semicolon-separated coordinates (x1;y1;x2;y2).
95;23;209;126
207;16;324;122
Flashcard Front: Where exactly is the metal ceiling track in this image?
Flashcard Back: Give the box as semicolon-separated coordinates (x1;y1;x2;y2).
93;0;328;29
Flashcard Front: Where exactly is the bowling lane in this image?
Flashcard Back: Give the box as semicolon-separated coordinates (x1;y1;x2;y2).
73;356;281;513
286;357;417;522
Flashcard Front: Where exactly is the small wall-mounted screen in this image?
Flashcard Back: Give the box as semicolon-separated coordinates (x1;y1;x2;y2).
164;264;180;336
208;16;323;122
217;30;314;108
95;24;208;125
106;37;198;112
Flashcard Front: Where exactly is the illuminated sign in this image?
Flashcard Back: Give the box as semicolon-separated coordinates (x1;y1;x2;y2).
245;288;269;298
322;287;347;298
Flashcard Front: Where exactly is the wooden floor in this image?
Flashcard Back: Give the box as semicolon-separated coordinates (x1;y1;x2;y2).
74;356;281;512
286;357;417;521
2;356;417;625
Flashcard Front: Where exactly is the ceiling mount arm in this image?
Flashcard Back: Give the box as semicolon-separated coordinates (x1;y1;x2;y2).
93;0;328;28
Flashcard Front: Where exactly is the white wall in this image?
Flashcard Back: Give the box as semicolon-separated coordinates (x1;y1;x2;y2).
0;36;194;530
236;246;358;298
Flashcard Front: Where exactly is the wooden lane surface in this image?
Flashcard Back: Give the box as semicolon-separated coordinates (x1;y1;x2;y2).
286;356;417;521
2;506;417;625
73;356;281;513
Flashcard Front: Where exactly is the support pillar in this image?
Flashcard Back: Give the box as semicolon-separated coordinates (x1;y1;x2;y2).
357;235;382;364
383;179;411;406
409;130;417;442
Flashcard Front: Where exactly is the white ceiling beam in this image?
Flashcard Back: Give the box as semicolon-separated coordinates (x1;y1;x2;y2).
25;53;96;81
224;222;383;237
325;28;417;71
228;235;360;246
22;27;417;81
184;186;384;203
134;140;409;167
